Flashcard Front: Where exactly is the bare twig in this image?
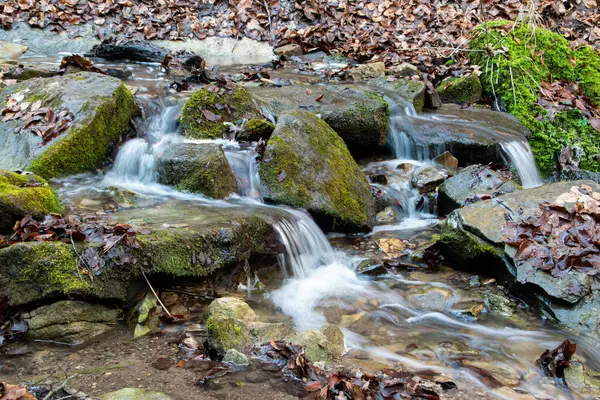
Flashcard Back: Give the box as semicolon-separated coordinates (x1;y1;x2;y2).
42;374;79;400
509;65;517;105
140;269;172;317
263;0;273;45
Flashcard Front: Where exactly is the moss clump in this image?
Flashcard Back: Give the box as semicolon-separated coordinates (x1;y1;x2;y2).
259;111;374;232
179;87;260;139
206;316;252;357
0;170;64;232
436;76;482;105
237;119;275;141
0;242;90;306
470;20;600;175
28;83;138;179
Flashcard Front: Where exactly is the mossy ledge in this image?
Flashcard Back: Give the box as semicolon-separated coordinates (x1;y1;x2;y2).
470;20;600;175
28;81;138;179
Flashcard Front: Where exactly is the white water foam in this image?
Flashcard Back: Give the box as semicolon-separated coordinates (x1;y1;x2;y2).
501;140;543;189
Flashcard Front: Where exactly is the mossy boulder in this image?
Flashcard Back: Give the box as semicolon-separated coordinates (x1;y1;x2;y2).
237;119;275;142
436;76;482;105
470;21;600;175
24;300;121;344
0;170;64;232
249;86;390;157
258;111;376;232
179;87;260;139
372;78;426;112
432;180;600;337
287;324;344;363
0;72;137;179
206;297;292;358
437;165;519;215
156;143;238;198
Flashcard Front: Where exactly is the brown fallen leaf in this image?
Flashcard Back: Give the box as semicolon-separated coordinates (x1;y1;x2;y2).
201;109;222;122
0;381;36;400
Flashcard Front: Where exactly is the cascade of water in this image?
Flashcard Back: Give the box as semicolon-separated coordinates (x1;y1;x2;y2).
501;140;543;189
223;149;261;200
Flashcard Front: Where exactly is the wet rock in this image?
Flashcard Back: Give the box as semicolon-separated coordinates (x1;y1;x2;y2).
436;75;482;105
563;359;600;395
396;163;415;175
1;61;58;81
180;86;260;140
86;41;167;62
287;325;344;363
376;206;397;225
411;166;446;194
258;111;376;232
463;360;521;386
274;44;303;57
237;119;275;142
129;293;160;339
156;143;239;198
388;63;420;78
551;168;600;184
222;349;249;365
100;388;171;400
357;260;387;276
0;41;28;59
249;85;389;157
437;165;519;215
433;151;459;169
347;62;386;81
24;300;120;345
0;170;64;233
408;287;452;311
0;72;138;179
206;297;292;358
482;291;516;317
433;180;600;337
401;104;529;166
372;78;426;112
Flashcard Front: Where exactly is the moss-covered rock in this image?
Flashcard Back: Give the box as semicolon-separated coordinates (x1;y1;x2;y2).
179;87;260;139
436;76;482;105
156;143;238;198
100;388;171;400
470;21;600;175
248;86;390;157
206;297;292;358
372;78;426;112
0;72;138;179
0;170;64;232
237;119;275;142
258;111;375;232
286;324;344;363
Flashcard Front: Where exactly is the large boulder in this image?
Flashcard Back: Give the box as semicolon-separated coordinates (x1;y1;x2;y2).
156;143;238;198
258;111;375;232
395;104;529;165
206;297;292;358
433;181;600;337
180;87;260;139
437;165;519;215
0;211;276;307
249;85;389;157
24;300;120;344
0;171;64;233
0;72;138;179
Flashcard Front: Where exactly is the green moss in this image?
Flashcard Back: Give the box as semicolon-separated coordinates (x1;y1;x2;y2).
238;118;275;141
0;170;64;232
179;87;260;139
28;83;138;179
206;316;251;356
434;222;503;261
436;76;482;104
259;111;373;230
390;80;426;112
470;21;600;175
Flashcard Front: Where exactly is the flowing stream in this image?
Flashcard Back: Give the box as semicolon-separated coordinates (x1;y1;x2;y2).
49;72;595;399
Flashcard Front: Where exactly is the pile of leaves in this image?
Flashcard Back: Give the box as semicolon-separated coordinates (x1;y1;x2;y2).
59;54;107;75
502;184;600;277
0;0;597;71
256;340;453;399
1;92;74;144
536;339;577;383
538;80;600;132
0;381;35;400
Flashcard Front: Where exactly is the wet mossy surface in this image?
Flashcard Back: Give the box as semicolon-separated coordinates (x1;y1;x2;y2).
436;76;482;105
0;170;64;232
237;118;275;141
258;111;375;232
470;20;600;175
179;87;260;139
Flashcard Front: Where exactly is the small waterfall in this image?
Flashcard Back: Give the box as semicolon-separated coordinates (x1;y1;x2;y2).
224;149;261;200
501;141;543;189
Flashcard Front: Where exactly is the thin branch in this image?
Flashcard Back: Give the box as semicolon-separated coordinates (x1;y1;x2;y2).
140;269;172;317
42;374;79;400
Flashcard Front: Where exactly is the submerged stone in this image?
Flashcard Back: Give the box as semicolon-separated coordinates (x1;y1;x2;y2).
156;143;239;198
0;170;64;233
0;72;138;179
180;86;260;139
258;111;375;232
